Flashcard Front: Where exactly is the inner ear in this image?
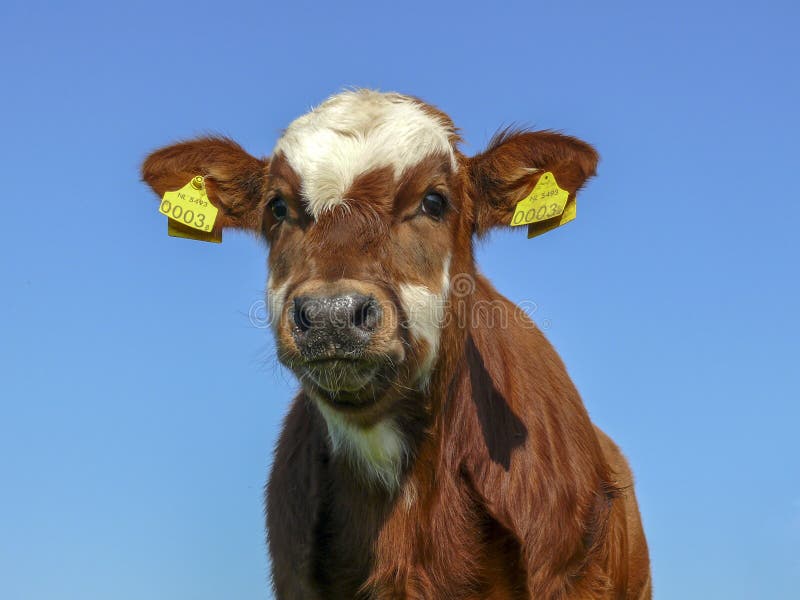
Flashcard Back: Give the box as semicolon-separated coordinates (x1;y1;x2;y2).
469;128;599;235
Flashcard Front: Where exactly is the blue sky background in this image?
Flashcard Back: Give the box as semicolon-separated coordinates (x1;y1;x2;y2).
1;1;798;598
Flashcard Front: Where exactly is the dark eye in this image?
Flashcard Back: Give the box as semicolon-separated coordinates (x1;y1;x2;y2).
421;192;447;219
269;195;288;221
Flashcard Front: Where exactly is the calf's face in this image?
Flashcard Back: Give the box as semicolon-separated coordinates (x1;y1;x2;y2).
264;93;466;423
142;90;598;479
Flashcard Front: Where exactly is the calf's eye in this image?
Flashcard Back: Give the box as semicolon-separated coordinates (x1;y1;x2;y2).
269;196;288;221
421;192;447;219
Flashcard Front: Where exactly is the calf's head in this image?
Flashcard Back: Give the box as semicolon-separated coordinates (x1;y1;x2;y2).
143;90;597;461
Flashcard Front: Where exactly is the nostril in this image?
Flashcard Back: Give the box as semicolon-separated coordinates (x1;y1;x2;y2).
293;297;313;333
353;296;380;331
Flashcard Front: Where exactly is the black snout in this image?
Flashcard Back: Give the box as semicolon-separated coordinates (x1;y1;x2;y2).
292;294;381;359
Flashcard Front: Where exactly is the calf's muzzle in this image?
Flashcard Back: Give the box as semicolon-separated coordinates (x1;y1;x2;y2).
291;293;382;360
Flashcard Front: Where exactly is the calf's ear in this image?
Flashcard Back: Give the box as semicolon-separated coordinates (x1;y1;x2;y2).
468;129;599;236
141;136;268;232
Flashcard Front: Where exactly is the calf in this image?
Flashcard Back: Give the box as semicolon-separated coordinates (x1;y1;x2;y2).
142;90;650;599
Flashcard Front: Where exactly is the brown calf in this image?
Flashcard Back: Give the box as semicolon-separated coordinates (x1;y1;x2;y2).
142;90;650;599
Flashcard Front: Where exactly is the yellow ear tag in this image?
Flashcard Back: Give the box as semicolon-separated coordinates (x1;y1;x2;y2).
158;176;221;243
509;172;575;238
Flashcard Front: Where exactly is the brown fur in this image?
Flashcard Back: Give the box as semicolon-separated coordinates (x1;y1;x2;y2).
141;96;650;599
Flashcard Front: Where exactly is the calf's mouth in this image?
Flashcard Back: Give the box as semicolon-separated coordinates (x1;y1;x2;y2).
300;355;399;408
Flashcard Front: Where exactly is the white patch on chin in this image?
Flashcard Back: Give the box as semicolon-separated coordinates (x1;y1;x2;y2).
266;275;290;332
314;400;407;490
398;254;451;384
273;89;458;218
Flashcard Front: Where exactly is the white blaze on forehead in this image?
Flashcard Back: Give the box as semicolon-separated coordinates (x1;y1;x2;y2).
273;89;458;218
398;253;451;382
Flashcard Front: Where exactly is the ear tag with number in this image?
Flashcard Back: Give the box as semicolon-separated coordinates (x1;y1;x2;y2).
509;171;575;238
159;176;221;243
